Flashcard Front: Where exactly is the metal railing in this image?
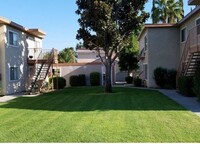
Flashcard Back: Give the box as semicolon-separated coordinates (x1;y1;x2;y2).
177;25;200;77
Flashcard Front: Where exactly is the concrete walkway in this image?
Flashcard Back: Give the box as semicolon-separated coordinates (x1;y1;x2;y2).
0;93;40;103
158;89;200;117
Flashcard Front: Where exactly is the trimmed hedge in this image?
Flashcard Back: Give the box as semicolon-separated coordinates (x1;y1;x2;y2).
69;75;80;87
178;76;194;97
154;67;167;88
133;77;142;87
166;70;177;89
79;74;86;86
193;63;200;100
49;77;66;89
125;76;133;84
90;72;101;86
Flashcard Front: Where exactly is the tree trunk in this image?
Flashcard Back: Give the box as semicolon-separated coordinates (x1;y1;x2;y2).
105;58;112;93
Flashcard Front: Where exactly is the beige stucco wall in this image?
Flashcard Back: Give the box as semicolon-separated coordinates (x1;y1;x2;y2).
53;63;104;87
148;27;180;87
180;11;200;59
4;25;29;94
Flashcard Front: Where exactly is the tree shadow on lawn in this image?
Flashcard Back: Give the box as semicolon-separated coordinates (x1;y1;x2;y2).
0;87;186;112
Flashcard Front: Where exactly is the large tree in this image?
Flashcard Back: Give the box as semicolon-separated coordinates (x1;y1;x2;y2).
76;0;149;93
118;34;139;76
151;0;184;24
58;47;75;63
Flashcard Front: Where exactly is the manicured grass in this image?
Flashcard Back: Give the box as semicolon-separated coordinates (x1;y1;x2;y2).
0;87;200;142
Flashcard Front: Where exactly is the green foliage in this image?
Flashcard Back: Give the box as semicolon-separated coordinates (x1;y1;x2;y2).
134;77;142;87
49;77;66;89
70;75;80;87
90;72;101;86
76;0;149;92
154;67;167;88
79;74;86;86
166;69;177;89
193;63;200;100
58;47;75;63
151;0;184;24
125;76;133;84
118;34;139;75
154;67;177;89
178;76;194;97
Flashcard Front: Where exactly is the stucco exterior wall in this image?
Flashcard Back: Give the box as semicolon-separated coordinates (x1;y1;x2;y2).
180;11;200;59
148;27;180;87
53;63;104;87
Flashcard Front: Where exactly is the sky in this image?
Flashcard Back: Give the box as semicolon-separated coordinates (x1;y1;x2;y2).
0;0;194;51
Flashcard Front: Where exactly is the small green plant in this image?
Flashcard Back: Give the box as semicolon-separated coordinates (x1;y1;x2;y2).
49;77;66;89
79;74;86;86
90;72;101;86
133;77;142;87
178;76;194;97
166;69;177;89
125;76;133;84
193;63;200;100
70;75;80;87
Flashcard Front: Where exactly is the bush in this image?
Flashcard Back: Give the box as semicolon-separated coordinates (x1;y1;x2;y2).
70;75;80;87
90;72;101;86
133;77;142;87
193;63;200;100
79;74;86;86
125;76;133;84
49;77;66;89
178;76;194;97
154;67;167;88
166;69;177;89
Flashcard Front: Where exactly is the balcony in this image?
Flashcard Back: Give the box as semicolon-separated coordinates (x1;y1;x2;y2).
188;0;200;5
27;48;54;65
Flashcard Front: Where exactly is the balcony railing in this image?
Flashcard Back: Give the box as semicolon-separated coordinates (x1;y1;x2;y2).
28;48;53;60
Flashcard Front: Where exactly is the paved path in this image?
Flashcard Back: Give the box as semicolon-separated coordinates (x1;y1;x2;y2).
115;85;200;117
0;93;39;103
158;89;200;117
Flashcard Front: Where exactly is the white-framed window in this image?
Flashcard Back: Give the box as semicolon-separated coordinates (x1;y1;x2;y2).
144;35;148;51
181;27;186;42
143;64;148;80
8;30;18;46
10;67;19;81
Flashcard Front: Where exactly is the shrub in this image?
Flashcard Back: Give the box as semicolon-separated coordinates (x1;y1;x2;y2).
154;67;167;88
49;77;66;89
178;76;194;97
125;76;133;84
193;63;200;100
90;72;101;86
79;74;86;86
133;77;142;87
70;75;80;87
166;69;177;89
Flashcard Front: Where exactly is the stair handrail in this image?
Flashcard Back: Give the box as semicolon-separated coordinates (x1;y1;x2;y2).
177;30;191;77
43;48;54;80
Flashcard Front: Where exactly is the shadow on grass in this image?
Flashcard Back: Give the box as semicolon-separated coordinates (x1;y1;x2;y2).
0;87;186;112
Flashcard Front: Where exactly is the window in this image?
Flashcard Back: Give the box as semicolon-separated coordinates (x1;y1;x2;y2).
10;67;19;81
181;28;186;42
196;18;200;35
52;68;61;76
143;64;148;80
144;36;148;51
8;31;18;46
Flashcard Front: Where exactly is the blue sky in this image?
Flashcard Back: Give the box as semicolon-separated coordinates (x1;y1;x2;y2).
0;0;194;51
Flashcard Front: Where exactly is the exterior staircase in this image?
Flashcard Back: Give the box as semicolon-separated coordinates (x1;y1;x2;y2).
28;48;54;93
177;25;200;77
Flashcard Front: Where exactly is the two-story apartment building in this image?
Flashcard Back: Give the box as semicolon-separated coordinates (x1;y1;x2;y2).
0;17;52;95
138;1;200;87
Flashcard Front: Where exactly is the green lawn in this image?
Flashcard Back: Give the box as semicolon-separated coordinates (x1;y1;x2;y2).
0;87;200;142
